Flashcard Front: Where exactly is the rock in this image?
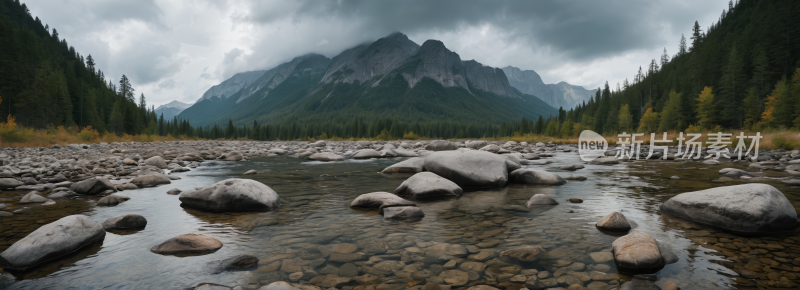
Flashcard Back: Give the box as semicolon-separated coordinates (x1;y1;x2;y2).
564;175;587;181
719;168;753;178
590;157;620;165
167;188;182;195
439;269;469;286
596;212;632;231
115;183;139;191
480;144;502;153
0;211;11;217
102;214;147;230
588;252;614;263
500;245;546;262
150;233;223;255
510;169;566;185
426;140;459;151
0;178;22;189
657;241;679;264
526;194;559;207
193;283;231;290
466;286;499;290
350;192;415;209
97;195;131;206
465;140;488;149
259;281;300;290
70;177;116;195
19;191;48;204
612;232;664;273
383;206;424;220
557;164;584;171
426;243;469;263
243;170;257;175
179;178;280;212
662;281;680;290
309;152;345;161
49;174;68;183
49;190;76;199
381;157;425;174
659;183;797;234
309;275;351;288
131;174;172;188
394;172;463;199
145;156;168;169
619;279;661;290
424;150;510;188
0;215;105;270
567;198;583;203
352;149;382;159
213;254;259;270
221;151;244;161
503;205;530;212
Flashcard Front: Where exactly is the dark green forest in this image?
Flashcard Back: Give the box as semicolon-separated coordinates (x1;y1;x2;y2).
2;0;798;142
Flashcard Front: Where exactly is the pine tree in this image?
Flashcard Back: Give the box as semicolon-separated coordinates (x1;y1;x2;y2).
618;104;632;132
742;87;761;129
659;90;683;131
660;48;669;68
690;21;703;51
119;75;134;102
679;34;687;56
720;45;745;128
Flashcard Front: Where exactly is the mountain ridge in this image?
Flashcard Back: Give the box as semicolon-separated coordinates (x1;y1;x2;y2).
501;66;596;109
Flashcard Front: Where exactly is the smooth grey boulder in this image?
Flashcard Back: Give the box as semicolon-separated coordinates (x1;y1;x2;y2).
596;212;632;231
350;192;415;209
0;178;22;189
612;232;664;273
590;157;620;165
102;214;147;230
352;149;382;159
221;151;244;161
719;168;754;178
144;156;168;169
70;177;116;195
179;178;280;212
465;140;488;149
425;140;458;151
150;233;222;255
525;194;559;207
382;206;424;220
167;188;182;195
394;172;463;200
97;195;131;206
564;175;587;181
509;169;566;185
308;152;345;161
381;157;425;174
131;174;172;188
659;183;797;234
0;215;105;270
49;190;76;199
424;150;509;188
19;191;48;204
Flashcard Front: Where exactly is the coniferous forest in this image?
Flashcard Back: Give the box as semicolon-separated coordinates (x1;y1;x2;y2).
1;0;799;142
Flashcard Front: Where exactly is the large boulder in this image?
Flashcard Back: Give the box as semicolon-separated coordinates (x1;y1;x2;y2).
381;157;425;174
0;215;105;270
0;178;22;189
352;149;382;159
308;152;345;162
131;174;172;188
596;212;632;231
659;183;797;234
70;177;116;195
424;150;509;188
102;214;147;230
425;140;459;151
350;192;415;209
509;169;566;185
144;156;168;169
179;178;280;212
612;232;664;273
394;172;463;200
150;233;222;255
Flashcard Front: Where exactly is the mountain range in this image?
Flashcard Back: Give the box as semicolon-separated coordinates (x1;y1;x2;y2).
501;66;596;110
154;100;192;120
177;32;592;127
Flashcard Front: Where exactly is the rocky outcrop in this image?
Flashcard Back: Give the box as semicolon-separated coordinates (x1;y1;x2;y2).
144;156;168;169
659;183;797;234
424;150;510;188
195;70;266;104
237;54;331;103
0;215;105;270
401;40;470;91
179;178;280;212
500;245;547;262
612;232;664;273
393;172;463;200
322;32;420;85
97;195;130;206
525;194;559;207
463;60;519;98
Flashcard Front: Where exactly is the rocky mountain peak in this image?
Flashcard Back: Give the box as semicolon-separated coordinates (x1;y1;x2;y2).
400;39;469;91
322;32;419;85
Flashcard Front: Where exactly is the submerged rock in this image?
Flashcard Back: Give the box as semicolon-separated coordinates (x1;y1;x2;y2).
525;194;559;207
500;245;546;262
659;183;797;234
352;149;382;159
179;178;280;212
97;195;131;206
102;214;147;230
382;206;424;220
0;215;105;270
166;188;182;195
150;233;222;255
424;150;509;188
350;192;415;209
394;172;463;199
596;212;632;231
381;157;425;174
209;254;259;271
509;169;566;185
612;232;664;273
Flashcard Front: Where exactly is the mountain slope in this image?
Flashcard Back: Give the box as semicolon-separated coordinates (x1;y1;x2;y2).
501;66;596;109
155;101;191;120
195;70;265;104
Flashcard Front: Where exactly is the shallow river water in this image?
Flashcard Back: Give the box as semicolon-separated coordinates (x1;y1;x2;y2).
0;153;799;290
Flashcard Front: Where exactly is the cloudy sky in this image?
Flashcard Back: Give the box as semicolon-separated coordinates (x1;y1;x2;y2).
27;0;730;107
